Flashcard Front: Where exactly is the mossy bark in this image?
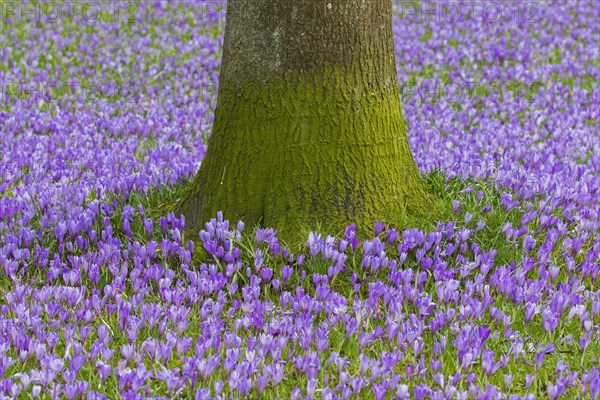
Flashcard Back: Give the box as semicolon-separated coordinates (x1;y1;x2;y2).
178;0;431;240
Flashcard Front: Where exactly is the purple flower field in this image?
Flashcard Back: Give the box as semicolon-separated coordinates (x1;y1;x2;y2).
0;0;599;399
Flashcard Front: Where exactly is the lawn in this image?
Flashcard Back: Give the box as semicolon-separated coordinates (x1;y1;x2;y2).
0;0;599;399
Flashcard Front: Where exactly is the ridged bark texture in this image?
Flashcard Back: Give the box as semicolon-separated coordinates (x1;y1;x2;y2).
178;0;430;240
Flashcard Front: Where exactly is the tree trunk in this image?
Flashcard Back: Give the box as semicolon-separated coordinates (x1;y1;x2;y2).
178;0;430;240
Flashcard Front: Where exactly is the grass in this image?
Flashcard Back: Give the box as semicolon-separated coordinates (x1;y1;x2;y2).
1;1;599;398
3;167;598;398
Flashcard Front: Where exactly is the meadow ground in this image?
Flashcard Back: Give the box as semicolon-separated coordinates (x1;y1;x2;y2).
0;0;599;399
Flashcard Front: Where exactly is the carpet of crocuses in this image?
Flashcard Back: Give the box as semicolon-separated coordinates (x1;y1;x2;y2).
0;0;599;399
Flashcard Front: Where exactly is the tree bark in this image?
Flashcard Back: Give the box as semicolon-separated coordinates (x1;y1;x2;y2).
178;0;430;240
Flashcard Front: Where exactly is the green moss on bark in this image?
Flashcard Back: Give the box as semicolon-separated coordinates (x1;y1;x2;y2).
178;64;431;241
